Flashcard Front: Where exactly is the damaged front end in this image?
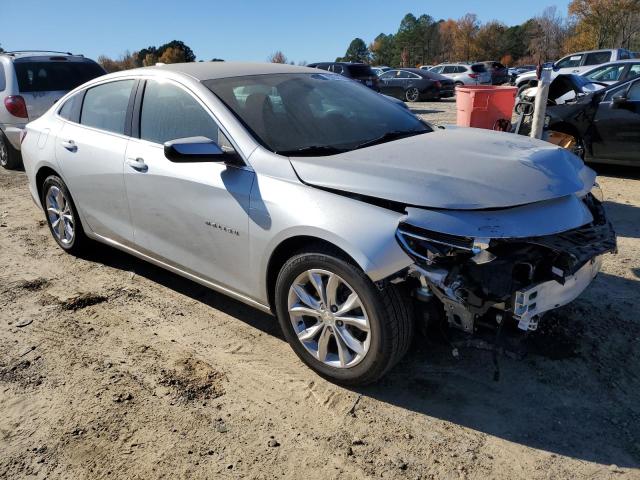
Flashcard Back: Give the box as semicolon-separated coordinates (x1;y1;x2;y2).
395;193;616;334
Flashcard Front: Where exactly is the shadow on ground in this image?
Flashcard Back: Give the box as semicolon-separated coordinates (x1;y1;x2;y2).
83;244;640;468
409;109;445;115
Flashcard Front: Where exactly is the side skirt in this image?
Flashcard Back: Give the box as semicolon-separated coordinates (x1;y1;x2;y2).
87;231;274;315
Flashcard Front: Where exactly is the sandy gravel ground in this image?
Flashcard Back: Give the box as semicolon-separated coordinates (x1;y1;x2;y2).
1;108;639;479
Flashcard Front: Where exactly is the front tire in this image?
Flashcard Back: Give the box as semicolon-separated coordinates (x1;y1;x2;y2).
275;249;413;385
41;175;87;255
0;131;21;170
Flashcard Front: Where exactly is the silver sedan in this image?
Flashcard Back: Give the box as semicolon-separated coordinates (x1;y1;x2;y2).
21;62;615;384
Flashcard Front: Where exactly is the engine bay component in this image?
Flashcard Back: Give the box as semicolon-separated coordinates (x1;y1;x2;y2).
398;193;616;334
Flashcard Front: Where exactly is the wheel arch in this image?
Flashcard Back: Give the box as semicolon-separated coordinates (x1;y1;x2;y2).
35;165;62;204
265;235;363;312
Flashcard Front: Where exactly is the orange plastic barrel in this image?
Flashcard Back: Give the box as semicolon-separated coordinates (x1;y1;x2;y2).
455;85;517;129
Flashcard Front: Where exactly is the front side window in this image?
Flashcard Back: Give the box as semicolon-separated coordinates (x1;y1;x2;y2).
204;73;430;155
442;66;455;74
585;64;626;82
80;80;135;135
430;66;443;73
556;55;583;69
584;51;612;66
140;80;219;145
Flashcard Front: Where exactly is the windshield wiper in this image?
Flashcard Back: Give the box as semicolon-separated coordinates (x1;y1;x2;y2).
353;129;428;150
276;145;348;157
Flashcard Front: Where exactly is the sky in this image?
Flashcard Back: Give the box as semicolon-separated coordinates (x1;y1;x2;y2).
1;0;572;63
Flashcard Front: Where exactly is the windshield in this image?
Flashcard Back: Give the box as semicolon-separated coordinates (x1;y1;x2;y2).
204;73;430;156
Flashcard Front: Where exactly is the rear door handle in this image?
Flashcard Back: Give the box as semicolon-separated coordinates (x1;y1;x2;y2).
126;157;148;172
61;140;77;152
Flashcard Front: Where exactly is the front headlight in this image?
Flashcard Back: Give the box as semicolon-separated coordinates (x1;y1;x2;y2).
396;224;474;264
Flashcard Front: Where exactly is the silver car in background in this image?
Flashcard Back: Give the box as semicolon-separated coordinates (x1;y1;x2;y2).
428;63;491;87
0;51;105;169
21;63;616;385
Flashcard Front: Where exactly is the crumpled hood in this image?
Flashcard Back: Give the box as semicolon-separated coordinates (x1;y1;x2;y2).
289;127;595;210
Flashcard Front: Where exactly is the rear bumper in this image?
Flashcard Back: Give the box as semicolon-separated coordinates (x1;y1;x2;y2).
0;124;25;150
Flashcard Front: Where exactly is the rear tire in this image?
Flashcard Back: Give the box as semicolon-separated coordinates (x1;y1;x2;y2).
41;175;88;255
0;131;22;170
405;87;420;102
275;247;413;385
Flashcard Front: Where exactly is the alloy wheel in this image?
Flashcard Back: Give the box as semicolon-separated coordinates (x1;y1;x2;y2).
405;88;420;102
45;185;75;245
287;269;371;368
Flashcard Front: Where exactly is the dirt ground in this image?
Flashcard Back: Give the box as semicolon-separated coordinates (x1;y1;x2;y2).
1;107;639;479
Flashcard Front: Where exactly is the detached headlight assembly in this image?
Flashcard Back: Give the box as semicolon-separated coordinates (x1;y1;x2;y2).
591;182;604;203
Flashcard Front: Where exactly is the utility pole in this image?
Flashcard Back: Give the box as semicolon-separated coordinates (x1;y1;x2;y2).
530;65;552;139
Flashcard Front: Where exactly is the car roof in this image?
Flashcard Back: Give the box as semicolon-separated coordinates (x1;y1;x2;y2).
0;50;86;61
138;61;317;80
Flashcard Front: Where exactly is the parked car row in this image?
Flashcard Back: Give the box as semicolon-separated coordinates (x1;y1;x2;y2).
0;51;106;169
514;48;636;91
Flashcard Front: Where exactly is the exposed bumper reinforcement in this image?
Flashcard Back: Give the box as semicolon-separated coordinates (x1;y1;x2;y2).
512;255;602;331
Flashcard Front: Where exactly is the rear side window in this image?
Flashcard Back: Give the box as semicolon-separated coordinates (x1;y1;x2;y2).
628;64;640;80
0;64;5;92
584;51;611;66
58;94;80;121
629;81;640;101
346;65;374;78
140;80;219;145
14;61;105;93
80;80;135;135
470;64;486;73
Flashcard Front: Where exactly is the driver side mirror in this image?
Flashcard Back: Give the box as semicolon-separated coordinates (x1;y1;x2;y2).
611;94;628;109
164;136;227;163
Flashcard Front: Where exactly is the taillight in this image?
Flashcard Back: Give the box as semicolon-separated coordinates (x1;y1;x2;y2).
4;96;28;119
469;73;479;79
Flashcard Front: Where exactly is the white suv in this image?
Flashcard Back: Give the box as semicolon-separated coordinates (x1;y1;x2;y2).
0;51;105;169
428;63;491;86
515;48;636;91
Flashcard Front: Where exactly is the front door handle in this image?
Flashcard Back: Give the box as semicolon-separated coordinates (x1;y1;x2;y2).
61;140;77;152
126;157;148;172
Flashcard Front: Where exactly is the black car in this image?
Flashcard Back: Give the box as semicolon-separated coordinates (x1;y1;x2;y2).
378;68;455;102
307;62;379;90
546;75;640;165
482;61;509;85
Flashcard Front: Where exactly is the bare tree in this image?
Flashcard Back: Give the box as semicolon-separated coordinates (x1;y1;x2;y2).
268;51;288;64
529;6;567;61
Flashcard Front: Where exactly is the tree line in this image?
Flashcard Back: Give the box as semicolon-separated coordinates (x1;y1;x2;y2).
338;0;640;67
